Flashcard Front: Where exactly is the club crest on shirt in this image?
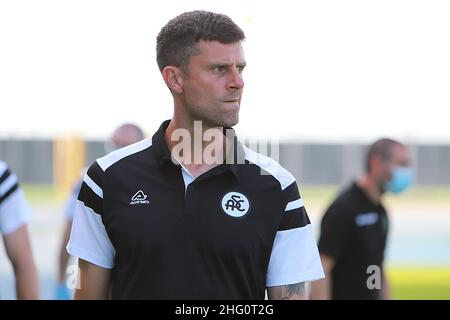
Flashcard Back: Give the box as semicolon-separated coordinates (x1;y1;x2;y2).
221;192;250;217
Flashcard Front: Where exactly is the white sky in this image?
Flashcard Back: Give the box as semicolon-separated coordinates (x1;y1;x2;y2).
0;0;449;143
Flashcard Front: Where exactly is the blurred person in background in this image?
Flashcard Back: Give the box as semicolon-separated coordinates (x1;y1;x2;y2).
310;138;413;300
0;161;39;299
55;123;144;299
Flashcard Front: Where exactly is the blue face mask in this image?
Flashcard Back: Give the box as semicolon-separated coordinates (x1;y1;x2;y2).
385;166;413;194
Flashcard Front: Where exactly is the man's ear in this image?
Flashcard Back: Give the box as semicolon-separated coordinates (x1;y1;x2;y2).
372;155;390;178
162;66;184;94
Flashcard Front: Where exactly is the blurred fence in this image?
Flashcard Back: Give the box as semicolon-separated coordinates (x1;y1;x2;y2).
1;139;449;186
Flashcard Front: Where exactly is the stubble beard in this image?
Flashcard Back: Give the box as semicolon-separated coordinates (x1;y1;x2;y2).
185;102;240;129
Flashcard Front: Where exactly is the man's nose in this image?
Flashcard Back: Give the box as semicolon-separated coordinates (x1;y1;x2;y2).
228;68;244;90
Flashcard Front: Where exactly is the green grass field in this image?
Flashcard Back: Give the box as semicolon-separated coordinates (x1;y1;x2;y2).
22;184;57;204
388;267;450;300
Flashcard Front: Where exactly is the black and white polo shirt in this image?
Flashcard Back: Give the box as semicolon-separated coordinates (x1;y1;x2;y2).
0;161;32;235
67;120;324;299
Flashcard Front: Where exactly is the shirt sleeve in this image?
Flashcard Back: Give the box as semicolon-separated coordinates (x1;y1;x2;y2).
0;163;32;235
266;181;324;287
66;161;115;269
318;198;354;260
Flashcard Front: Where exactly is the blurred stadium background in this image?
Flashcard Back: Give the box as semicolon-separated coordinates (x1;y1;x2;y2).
0;139;449;299
1;0;449;299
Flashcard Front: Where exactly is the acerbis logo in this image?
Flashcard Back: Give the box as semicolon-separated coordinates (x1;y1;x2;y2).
130;190;149;205
221;192;250;218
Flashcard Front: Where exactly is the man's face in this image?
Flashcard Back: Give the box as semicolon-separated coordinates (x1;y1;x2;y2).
180;40;246;128
381;144;412;189
387;144;412;170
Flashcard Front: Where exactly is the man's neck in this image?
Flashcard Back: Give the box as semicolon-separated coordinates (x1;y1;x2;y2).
356;174;383;205
164;117;231;178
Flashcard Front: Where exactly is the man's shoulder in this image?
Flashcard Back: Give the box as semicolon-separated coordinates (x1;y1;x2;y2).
94;138;153;173
242;146;296;191
325;184;361;216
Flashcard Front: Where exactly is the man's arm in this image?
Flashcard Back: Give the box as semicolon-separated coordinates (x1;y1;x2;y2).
58;221;73;283
380;269;392;300
3;224;39;299
310;254;335;300
74;259;111;300
267;282;306;300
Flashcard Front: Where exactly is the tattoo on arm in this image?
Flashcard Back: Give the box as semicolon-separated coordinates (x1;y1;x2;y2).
267;282;307;300
280;282;306;300
283;282;305;299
